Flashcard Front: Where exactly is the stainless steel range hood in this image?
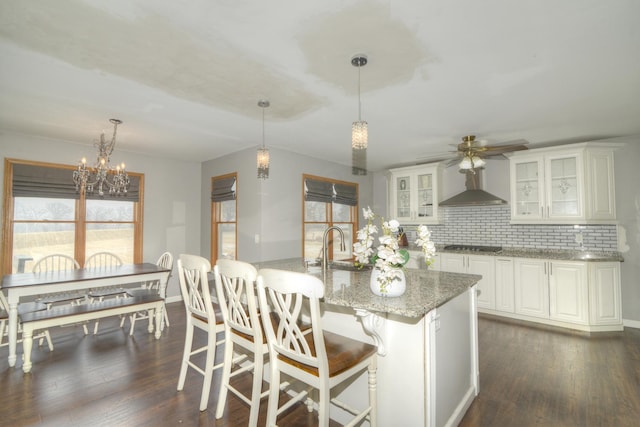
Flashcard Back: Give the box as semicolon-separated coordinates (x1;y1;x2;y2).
440;169;506;206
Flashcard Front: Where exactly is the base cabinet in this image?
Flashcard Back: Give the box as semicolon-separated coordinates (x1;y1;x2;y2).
494;258;515;313
514;259;548;318
549;261;588;324
512;258;609;329
441;254;495;310
589;262;622;326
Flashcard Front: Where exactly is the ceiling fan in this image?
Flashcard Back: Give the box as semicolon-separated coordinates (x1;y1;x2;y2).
438;135;529;170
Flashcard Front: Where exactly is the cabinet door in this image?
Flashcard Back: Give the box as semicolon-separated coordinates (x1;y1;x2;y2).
468;255;495;310
440;253;465;273
495;258;515;313
586;150;616;220
416;172;434;219
514;259;548;318
511;156;544;221
392;173;413;221
589;262;622;325
545;153;584;220
549;261;588;324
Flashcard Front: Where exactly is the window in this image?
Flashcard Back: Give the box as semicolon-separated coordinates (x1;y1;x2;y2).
211;173;237;261
302;175;358;262
1;159;143;274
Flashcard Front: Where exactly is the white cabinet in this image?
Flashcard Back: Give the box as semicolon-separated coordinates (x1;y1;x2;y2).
514;259;548;318
494;258;515;313
389;164;442;224
441;253;495;310
407;251;440;271
514;258;588;324
589;262;622;326
549;261;588;324
509;143;618;224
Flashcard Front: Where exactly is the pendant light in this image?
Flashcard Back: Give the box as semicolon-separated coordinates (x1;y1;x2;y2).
351;54;368;150
257;100;270;179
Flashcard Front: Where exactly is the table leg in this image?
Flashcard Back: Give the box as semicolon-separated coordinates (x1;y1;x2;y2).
154;306;162;339
22;326;33;373
8;301;18;367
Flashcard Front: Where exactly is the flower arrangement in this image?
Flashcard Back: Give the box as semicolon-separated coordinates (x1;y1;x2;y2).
353;206;436;293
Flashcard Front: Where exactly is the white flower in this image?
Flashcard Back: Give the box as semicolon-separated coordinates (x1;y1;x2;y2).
353;207;437;294
363;206;375;221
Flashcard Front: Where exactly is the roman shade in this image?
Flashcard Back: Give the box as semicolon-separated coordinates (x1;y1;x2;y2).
84;174;141;202
333;183;357;206
304;178;334;203
305;178;357;206
12;163;140;202
12;164;80;200
211;176;236;202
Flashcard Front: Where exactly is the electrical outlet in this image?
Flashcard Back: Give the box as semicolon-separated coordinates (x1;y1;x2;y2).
575;232;583;244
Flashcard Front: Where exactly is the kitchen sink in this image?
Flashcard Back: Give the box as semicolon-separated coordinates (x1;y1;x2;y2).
306;260;371;272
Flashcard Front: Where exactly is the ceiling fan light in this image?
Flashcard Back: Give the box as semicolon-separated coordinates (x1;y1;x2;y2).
459;157;473;169
472;156;486;168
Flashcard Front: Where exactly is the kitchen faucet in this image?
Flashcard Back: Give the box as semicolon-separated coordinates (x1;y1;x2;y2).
322;226;346;271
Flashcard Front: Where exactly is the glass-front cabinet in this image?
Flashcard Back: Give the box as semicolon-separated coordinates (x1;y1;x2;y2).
509;143;617;224
389;163;442;224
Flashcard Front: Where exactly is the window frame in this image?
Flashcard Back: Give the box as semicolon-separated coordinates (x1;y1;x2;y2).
302;174;358;262
1;158;144;275
211;172;238;262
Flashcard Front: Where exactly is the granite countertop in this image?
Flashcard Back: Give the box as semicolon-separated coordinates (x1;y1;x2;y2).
404;244;624;262
252;258;481;319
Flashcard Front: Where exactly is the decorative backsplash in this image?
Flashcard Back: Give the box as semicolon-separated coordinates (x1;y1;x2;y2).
402;205;618;251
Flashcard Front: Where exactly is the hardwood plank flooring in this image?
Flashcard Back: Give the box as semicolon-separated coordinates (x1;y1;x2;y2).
460;314;640;427
1;303;639;426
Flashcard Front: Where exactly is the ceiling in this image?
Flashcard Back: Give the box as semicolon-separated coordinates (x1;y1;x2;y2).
1;0;639;172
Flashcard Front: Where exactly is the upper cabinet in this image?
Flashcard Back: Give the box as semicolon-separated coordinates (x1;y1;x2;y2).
388;163;443;224
509;143;619;224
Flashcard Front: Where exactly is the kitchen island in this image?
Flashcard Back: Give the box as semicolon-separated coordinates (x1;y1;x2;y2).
253;258;482;427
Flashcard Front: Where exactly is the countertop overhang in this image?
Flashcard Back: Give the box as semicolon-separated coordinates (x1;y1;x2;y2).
252;258;481;319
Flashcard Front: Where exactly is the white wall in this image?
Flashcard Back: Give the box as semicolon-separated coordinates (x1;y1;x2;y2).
0;132;202;299
614;140;640;324
201;146;375;263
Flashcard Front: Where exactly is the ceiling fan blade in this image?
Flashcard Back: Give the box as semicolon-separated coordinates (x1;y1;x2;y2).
481;138;529;148
478;144;529;155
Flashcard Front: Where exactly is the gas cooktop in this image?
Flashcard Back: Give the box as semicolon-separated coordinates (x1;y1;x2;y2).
443;245;503;253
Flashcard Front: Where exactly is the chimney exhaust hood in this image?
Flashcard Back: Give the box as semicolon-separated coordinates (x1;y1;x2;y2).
440;169;506;207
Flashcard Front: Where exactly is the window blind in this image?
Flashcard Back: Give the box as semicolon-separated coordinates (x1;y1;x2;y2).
211;176;236;201
333;182;357;206
13;163;140;202
12;164;80;200
304;178;334;203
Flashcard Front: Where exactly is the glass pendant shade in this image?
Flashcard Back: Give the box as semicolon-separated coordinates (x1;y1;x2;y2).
459;156;473;170
257;99;270;179
352;120;368;149
472;156;486;168
257;147;269;179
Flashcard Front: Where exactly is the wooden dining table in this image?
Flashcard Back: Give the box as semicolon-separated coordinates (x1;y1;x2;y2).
1;263;170;367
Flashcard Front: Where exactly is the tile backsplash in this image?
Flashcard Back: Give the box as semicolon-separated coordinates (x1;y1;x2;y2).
402;205;618;251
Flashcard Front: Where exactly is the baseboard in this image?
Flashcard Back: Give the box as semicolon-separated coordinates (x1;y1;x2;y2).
444;386;476;427
623;318;640;329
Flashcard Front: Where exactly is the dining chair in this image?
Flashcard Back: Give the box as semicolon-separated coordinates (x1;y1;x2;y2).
176;254;225;412
0;288;54;351
213;259;266;426
86;252;124;334
125;251;173;335
256;268;378;427
32;254;85;309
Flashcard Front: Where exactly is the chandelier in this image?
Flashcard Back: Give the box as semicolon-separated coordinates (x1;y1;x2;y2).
257;100;270;179
72;118;129;197
351;54;368;150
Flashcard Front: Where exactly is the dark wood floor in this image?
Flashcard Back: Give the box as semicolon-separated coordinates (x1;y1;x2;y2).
1;303;639;426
